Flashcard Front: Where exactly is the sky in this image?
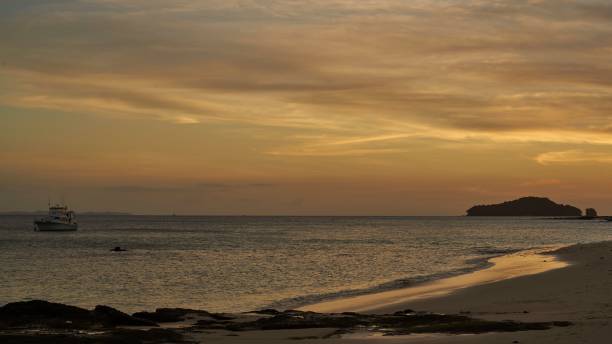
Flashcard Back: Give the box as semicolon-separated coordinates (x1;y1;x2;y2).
1;0;612;215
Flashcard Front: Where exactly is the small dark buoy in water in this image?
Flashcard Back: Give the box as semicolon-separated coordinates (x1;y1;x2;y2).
111;246;127;252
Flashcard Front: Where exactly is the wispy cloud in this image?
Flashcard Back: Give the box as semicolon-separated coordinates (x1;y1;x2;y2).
519;179;563;187
104;182;278;193
2;0;612;154
0;0;612;143
535;150;612;165
266;147;406;157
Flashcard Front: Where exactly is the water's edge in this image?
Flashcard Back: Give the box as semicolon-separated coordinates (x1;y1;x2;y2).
283;244;571;313
267;248;528;311
4;215;609;313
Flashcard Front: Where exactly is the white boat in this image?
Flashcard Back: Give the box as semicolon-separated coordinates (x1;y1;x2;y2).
34;203;78;231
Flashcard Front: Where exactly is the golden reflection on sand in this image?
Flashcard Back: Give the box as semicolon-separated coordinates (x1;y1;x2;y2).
300;246;569;314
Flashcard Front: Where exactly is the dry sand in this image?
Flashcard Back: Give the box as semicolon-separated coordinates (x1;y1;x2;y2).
188;241;612;344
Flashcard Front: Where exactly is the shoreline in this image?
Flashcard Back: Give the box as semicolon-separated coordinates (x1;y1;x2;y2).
268;250;506;312
372;240;612;343
1;241;610;343
299;245;570;314
0;244;576;314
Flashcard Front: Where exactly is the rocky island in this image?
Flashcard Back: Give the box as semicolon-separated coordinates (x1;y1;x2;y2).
466;197;582;217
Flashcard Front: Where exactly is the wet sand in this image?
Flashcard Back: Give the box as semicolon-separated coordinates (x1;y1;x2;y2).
300;246;569;313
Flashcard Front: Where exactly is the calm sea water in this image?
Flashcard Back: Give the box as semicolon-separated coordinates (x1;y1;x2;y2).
0;215;610;313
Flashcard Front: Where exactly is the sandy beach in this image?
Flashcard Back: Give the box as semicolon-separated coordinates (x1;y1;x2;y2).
188;241;611;343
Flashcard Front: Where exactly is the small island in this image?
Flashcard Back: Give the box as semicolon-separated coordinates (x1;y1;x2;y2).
466;196;582;217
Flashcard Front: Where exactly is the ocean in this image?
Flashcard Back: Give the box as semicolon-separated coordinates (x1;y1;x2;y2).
1;215;610;313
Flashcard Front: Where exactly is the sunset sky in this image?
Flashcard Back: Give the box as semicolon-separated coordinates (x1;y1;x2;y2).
2;0;612;215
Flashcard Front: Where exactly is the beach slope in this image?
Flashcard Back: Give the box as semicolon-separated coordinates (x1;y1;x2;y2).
345;241;612;343
195;241;611;343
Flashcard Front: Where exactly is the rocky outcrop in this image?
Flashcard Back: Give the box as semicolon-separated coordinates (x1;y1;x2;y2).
132;308;213;323
92;305;157;327
585;208;598;218
0;300;92;329
198;309;571;335
466;197;582;217
0;300;157;329
0;301;572;342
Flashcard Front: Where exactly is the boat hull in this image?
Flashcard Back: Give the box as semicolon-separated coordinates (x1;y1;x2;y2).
34;222;78;231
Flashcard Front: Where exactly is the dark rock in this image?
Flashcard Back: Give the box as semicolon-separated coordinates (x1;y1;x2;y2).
341;312;361;316
466;197;582;217
210;313;235;321
224;311;368;331
1;301;573;340
195;309;572;335
133;308;211;323
214;310;477;332
393;309;416;315
93;305;157;327
0;300;157;329
585;208;598;218
0;300;94;328
251;309;281;315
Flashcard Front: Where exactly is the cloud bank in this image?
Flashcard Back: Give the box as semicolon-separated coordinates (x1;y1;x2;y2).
1;0;612;152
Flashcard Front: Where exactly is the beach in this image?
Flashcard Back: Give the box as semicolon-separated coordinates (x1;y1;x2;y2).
2;240;610;343
186;241;611;344
300;246;569;314
390;241;612;344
